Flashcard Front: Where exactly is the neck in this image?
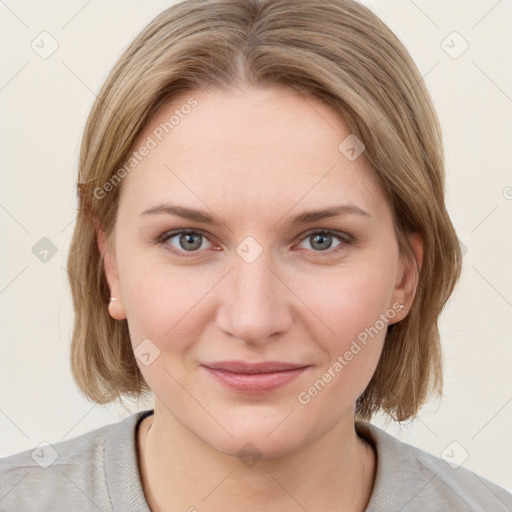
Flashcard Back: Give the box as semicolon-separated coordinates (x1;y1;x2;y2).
137;403;376;512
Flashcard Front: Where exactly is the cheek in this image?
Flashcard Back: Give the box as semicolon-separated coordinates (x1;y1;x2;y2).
121;245;397;348
120;261;215;350
119;263;210;398
293;261;396;395
296;257;397;343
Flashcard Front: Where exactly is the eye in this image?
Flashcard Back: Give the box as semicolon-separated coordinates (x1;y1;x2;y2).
295;229;353;255
158;229;215;257
157;228;354;258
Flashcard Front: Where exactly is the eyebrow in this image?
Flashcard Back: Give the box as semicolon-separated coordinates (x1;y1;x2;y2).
139;203;372;226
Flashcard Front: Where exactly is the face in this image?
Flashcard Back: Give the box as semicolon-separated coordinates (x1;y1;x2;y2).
99;84;421;458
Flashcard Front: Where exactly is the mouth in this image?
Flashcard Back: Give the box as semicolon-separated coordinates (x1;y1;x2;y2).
200;360;311;393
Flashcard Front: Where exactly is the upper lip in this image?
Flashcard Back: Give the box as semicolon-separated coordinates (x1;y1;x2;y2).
202;361;310;374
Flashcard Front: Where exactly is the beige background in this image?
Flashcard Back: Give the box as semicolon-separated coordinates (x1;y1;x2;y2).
1;0;511;493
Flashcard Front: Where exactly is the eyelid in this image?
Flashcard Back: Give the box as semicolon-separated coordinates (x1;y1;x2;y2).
294;228;353;244
156;228;218;254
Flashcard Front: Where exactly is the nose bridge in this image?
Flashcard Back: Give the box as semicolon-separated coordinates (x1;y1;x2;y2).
217;243;291;344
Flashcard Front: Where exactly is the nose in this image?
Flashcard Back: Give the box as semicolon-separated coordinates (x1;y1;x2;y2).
216;248;293;346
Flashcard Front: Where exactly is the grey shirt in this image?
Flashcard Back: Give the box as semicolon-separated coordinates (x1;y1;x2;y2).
1;409;511;511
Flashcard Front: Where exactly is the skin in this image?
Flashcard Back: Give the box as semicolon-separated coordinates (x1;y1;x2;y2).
98;84;423;512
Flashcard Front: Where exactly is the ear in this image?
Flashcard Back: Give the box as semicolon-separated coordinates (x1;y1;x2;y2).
97;227;127;320
389;231;423;323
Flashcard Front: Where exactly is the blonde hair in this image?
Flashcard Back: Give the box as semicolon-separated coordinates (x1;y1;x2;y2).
67;0;462;421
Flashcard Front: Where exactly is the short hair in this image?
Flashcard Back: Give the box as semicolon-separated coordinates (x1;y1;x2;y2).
67;0;463;422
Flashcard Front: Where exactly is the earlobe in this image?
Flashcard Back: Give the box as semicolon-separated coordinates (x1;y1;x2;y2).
108;296;126;321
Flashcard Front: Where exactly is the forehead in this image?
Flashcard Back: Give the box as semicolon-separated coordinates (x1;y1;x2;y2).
118;85;390;224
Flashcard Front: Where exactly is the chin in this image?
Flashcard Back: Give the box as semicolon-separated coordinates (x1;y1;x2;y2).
209;429;302;460
196;407;310;460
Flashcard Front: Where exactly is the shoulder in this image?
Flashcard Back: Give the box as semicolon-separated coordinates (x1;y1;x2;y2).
356;421;512;511
0;410;150;512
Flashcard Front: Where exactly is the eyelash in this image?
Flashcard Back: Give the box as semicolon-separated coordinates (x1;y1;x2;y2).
156;228;354;259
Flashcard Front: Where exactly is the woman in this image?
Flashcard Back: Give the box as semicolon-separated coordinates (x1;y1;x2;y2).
2;0;511;510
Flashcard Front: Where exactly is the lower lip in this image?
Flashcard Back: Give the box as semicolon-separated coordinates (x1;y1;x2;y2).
202;366;309;393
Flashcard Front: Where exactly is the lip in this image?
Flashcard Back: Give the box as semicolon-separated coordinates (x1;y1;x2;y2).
201;360;311;393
